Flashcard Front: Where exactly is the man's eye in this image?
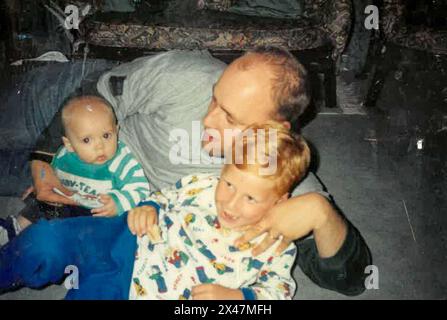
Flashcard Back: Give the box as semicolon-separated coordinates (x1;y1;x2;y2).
225;181;233;188
83;138;90;143
246;195;257;203
103;133;111;139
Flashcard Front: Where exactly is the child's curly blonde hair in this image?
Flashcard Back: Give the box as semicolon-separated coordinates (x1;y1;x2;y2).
229;121;311;195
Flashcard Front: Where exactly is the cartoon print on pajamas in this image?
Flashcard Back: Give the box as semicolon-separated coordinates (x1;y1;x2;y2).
259;270;278;282
179;288;191;300
196;239;216;260
178;226;193;246
228;241;253;252
186;188;204;197
132;278;147;297
176;175;198;189
166;248;189;268
243;257;264;271
149;266;167;293
211;261;234;275
278;282;291;298
184;213;195;226
181;197;197;207
205;215;221;229
164;215;174;229
196;266;215;284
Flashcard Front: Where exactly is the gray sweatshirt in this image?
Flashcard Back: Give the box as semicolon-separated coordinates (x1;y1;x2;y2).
97;50;327;197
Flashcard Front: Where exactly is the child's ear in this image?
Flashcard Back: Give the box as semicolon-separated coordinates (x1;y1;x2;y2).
62;136;74;152
276;193;290;205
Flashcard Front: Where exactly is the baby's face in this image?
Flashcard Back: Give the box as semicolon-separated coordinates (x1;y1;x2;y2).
64;105;118;165
215;165;286;229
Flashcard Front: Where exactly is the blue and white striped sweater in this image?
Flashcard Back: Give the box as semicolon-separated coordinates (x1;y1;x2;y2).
51;140;150;215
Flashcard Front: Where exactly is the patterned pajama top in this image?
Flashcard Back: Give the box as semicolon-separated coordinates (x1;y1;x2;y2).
130;173;297;300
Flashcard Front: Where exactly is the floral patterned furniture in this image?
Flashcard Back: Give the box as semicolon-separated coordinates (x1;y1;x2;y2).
78;0;353;109
85;0;352;60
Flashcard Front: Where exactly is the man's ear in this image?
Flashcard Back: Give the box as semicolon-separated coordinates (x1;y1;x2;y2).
282;121;291;130
276;193;290;204
62;136;74;152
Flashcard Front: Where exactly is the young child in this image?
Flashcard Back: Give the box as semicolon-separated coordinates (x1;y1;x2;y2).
127;121;310;300
0;96;151;245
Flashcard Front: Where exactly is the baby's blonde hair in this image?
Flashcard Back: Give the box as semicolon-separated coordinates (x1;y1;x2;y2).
229;121;310;195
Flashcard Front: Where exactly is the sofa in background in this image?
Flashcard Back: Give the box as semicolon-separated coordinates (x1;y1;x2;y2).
77;0;352;109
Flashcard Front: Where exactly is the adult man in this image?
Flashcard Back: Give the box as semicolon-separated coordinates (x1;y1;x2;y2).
24;47;371;297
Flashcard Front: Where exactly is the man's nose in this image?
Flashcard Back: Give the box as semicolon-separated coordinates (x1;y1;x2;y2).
203;103;219;128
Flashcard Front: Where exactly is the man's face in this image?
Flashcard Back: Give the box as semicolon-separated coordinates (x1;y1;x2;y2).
215;165;285;229
202;56;277;157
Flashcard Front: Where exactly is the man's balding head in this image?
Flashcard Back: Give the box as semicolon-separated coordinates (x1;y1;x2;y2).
239;47;310;129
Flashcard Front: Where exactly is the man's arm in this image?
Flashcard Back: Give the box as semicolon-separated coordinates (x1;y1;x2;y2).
29;107;76;205
297;214;372;296
294;194;372;296
235;183;372;296
290;174;372;296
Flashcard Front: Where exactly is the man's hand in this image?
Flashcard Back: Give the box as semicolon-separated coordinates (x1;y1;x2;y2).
234;193;347;257
191;284;244;300
91;194;118;217
127;205;159;238
21;186;35;200
31;160;76;205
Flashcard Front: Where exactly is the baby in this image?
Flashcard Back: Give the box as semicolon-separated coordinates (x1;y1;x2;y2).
0;96;151;245
127;122;310;300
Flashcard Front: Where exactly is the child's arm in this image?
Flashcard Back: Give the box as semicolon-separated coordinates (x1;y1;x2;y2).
92;168;150;216
127;173;194;235
126;174;204;236
127;204;160;239
246;244;298;300
92;148;151;217
127;190;173;237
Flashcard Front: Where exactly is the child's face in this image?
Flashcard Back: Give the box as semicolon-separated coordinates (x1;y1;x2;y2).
63;105;118;164
215;165;287;229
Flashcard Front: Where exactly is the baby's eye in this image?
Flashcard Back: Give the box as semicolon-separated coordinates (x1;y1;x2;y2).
83;138;90;144
103;133;111;139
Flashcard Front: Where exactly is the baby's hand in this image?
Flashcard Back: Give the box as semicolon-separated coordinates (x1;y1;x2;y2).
127;205;160;239
91;194;117;217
